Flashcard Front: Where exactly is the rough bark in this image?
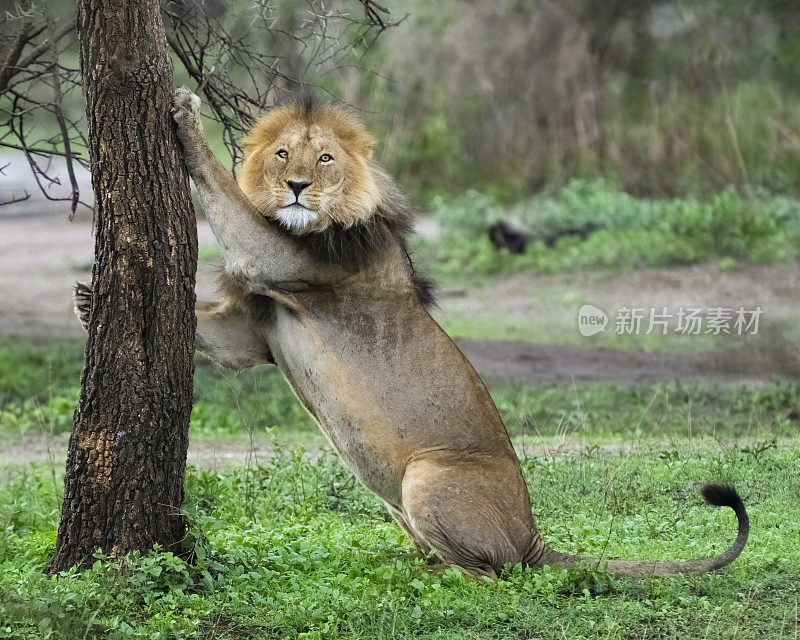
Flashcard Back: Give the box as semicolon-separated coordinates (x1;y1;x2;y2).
51;0;197;571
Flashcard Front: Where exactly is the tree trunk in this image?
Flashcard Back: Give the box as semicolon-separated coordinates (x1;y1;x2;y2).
51;0;197;571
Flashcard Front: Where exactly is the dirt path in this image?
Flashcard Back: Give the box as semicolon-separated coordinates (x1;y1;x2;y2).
3;432;775;476
1;205;798;385
0;434;284;475
461;337;799;385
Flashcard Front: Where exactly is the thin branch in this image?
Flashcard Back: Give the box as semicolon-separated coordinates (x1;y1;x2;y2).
0;191;31;206
15;17;77;72
47;13;80;219
0;140;85;161
0;20;34;94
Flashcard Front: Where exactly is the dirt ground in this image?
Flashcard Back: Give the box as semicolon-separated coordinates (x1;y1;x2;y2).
2;431;749;475
0;433;284;475
1;206;799;385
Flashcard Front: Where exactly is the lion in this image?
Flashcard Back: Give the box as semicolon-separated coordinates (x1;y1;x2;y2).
74;87;748;579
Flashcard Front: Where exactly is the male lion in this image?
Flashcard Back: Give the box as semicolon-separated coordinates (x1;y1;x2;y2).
75;88;748;578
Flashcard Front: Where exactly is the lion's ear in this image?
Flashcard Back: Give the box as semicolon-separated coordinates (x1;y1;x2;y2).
242;140;255;159
241;127;262;160
242;125;270;159
350;117;375;161
322;107;375;161
361;134;375;161
242;137;261;160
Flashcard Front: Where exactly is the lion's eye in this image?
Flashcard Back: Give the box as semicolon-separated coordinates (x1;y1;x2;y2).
319;153;333;163
276;149;288;159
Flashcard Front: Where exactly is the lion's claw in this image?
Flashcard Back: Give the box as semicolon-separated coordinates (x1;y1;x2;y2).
73;281;92;331
172;87;201;128
171;87;207;172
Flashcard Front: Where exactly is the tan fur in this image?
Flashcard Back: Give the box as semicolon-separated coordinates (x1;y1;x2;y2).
76;87;749;579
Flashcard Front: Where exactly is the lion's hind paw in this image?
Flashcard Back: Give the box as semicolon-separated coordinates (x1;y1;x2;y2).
73;281;92;331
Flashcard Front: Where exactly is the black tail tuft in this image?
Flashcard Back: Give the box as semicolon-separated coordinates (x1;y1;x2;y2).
701;484;743;509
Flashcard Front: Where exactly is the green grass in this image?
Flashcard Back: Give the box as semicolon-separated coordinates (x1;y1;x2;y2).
2;339;798;447
1;339;799;637
430;271;760;348
414;181;800;281
0;338;317;445
1;442;799;639
197;244;222;265
493;380;799;443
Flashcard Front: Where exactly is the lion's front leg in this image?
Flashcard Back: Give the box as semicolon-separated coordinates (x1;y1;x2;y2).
195;299;272;371
171;86;255;255
171;87;316;288
170;87;211;175
73;283;270;371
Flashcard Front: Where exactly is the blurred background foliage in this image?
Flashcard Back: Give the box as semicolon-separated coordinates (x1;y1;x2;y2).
417;182;800;279
344;0;800;199
6;0;800;204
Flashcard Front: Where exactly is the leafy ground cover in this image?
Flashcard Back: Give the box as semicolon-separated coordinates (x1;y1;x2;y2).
2;340;798;638
1;440;798;639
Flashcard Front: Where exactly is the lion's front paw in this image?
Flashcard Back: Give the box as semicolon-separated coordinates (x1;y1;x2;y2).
73;281;92;332
171;87;201;130
171;87;207;172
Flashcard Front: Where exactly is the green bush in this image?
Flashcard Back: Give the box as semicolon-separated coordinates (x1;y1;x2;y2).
418;181;800;279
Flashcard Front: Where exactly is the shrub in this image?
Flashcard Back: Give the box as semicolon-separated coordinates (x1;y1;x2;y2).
417;181;800;279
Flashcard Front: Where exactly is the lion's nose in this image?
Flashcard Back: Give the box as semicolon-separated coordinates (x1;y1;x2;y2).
287;180;311;198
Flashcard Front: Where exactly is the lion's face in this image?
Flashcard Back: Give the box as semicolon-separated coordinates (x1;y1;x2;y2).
239;102;381;233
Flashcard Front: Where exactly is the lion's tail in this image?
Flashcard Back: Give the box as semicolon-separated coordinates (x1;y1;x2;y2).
536;484;749;577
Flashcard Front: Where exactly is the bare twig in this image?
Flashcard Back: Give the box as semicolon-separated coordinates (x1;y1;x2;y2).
47;13;80;219
0;140;84;161
16;17;77;71
0;21;34;94
0;191;31;206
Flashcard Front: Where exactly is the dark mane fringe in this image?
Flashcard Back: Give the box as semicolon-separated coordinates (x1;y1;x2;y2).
274;89;321;121
298;90;319;119
411;272;438;309
290;208;413;268
285;163;437;308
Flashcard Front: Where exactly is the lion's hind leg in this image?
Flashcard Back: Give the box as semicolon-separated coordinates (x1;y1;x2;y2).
400;456;536;579
388;505;433;558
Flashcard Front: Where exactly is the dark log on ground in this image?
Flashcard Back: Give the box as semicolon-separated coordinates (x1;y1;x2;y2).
488;220;603;253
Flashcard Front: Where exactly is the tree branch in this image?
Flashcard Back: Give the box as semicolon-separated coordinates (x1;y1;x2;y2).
46;14;81;219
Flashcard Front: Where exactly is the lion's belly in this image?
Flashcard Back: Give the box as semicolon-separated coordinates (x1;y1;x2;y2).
266;319;408;505
265;303;515;506
280;363;409;506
